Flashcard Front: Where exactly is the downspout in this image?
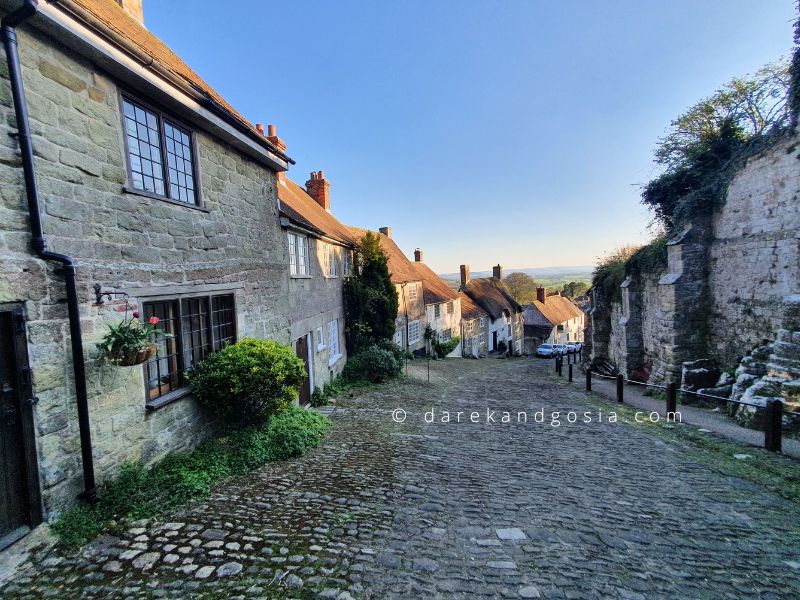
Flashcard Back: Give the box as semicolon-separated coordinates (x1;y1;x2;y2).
2;0;97;503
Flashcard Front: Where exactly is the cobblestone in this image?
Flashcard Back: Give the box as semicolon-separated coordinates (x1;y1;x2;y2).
1;358;799;598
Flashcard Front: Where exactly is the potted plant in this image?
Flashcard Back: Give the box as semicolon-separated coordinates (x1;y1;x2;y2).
99;307;168;367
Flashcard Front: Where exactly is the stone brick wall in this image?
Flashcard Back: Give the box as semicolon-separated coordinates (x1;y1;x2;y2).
0;24;289;516
396;282;426;354
286;236;348;390
709;132;800;366
593;129;800;383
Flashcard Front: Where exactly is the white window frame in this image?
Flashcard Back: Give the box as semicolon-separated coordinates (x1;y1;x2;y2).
342;250;351;277
408;320;421;344
408;283;418;300
316;326;325;352
327;319;341;366
288;232;310;277
325;243;338;278
479;317;485;328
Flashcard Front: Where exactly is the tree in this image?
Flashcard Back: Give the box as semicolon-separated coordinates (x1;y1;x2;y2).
343;232;398;353
655;60;790;171
562;281;589;299
503;272;538;304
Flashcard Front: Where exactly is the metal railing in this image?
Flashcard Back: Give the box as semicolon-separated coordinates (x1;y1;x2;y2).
551;354;797;453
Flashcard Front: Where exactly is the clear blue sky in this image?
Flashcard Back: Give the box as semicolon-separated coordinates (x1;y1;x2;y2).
145;0;795;274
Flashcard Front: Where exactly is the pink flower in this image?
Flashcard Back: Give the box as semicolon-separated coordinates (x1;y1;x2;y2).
132;311;140;319
149;316;160;325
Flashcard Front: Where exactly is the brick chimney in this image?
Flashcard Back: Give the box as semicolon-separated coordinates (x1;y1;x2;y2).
414;248;423;262
256;124;287;181
117;0;145;27
492;264;503;280
460;264;470;288
305;171;331;211
537;286;546;303
379;227;392;238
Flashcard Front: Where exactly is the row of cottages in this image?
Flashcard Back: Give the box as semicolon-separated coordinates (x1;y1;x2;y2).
459;264;524;355
0;0;361;542
522;287;586;352
410;247;462;355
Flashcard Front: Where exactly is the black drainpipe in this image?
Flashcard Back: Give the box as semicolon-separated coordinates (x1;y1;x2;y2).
2;0;97;503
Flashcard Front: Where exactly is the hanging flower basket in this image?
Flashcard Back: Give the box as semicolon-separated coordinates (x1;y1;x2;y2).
105;342;157;366
98;307;169;367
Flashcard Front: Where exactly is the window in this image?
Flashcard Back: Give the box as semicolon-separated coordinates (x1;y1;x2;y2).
342;251;351;277
479;317;485;328
408;284;418;300
143;293;235;406
447;301;454;314
327;319;341;365
122;97;198;205
316;326;325;351
394;330;403;347
408;320;421;344
441;330;452;341
288;232;310;276
507;324;512;337
325;244;338;278
468;321;474;334
434;304;441;318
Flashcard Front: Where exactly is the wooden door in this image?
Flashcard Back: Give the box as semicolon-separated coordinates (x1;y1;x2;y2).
295;335;311;406
0;308;41;550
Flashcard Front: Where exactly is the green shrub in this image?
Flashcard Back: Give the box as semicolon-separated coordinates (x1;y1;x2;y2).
435;336;460;358
188;338;306;424
51;407;330;549
343;344;401;383
266;406;332;460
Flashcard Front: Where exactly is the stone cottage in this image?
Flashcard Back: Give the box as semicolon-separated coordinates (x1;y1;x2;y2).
347;226;427;355
0;0;299;545
273;128;351;404
523;287;585;352
460;264;524;354
411;248;462;356
459;286;490;357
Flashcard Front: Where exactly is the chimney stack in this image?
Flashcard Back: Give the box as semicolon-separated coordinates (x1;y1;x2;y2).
305;171;331;211
379;227;392;238
257;123;287;181
414;248;424;262
492;264;503;280
460;264;470;288
537;286;546;303
117;0;145;27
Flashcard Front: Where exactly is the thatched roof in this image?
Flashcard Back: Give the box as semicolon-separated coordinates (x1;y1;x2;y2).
459;292;488;321
527;294;584;326
463;278;521;321
411;262;459;306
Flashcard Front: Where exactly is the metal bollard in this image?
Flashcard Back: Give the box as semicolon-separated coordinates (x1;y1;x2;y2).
616;373;624;403
585;368;592;392
568;363;573;382
666;382;677;418
554;356;559;373
764;399;783;452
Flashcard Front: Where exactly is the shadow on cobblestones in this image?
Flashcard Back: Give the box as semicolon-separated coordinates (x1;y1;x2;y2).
2;357;800;599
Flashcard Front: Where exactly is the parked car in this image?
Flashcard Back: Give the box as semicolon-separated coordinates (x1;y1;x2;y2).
536;343;557;358
566;342;579;354
553;344;567;356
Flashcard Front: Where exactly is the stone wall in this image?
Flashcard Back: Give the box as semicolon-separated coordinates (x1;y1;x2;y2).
592;129;800;384
0;24;289;515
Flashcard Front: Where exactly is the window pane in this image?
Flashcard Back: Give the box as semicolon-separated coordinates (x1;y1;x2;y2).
143;300;180;401
181;297;210;373
164;118;197;204
123;98;165;196
211;295;236;351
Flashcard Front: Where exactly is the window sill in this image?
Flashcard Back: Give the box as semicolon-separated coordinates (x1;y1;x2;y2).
145;386;192;411
290;274;312;279
317;345;326;353
328;353;342;367
123;186;209;212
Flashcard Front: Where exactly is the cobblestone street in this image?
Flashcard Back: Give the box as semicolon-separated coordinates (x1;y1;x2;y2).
2;357;800;599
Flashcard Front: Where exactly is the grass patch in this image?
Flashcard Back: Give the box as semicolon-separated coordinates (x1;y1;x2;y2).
583;393;800;503
51;406;331;549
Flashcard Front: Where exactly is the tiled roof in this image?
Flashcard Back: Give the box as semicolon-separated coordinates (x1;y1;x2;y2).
64;0;285;159
411;262;460;306
279;179;355;245
463;277;522;321
346;227;421;285
528;295;584;327
459;292;488;321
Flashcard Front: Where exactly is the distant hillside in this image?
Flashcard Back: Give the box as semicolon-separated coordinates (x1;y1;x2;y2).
440;266;593;291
